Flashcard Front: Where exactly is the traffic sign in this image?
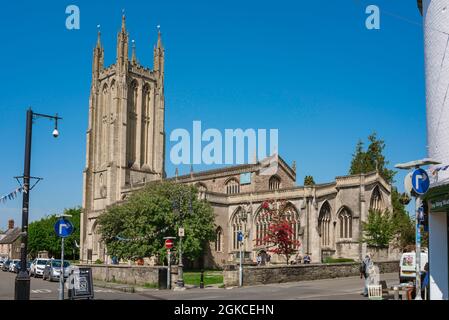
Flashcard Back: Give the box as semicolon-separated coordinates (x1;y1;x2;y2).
237;231;243;242
411;168;430;195
54;218;74;238
165;238;174;249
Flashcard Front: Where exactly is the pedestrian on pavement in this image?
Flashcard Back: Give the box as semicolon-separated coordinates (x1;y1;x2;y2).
360;253;373;297
256;254;262;266
303;253;311;264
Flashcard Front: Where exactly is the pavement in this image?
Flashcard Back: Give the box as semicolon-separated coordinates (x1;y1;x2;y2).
0;270;400;300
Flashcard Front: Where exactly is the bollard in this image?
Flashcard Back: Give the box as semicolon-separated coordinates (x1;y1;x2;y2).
200;269;204;289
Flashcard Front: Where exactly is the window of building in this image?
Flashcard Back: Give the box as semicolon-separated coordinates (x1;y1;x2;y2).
255;202;299;246
370;186;383;211
269;176;281;190
226;179;240;195
318;202;331;247
231;208;247;250
196;183;207;200
338;208;352;239
215;227;223;252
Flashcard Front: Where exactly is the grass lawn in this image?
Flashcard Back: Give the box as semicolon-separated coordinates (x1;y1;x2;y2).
183;270;223;286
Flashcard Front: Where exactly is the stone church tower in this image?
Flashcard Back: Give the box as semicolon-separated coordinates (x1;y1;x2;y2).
80;16;165;262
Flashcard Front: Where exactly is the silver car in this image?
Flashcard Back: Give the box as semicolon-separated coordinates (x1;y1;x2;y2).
42;260;71;282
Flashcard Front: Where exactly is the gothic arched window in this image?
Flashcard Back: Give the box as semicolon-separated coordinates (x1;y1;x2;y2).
215;227;223;252
226;179;240;195
318;202;331;247
254;202;299;246
231;207;247;250
338;208;353;239
269;175;281;190
126;80;138;166
141;83;152;167
370;186;383;211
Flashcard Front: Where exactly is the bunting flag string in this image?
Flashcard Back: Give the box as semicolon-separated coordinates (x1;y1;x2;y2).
0;187;23;204
432;165;449;175
115;226;170;242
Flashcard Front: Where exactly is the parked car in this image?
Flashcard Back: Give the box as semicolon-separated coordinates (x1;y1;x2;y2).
0;257;6;268
13;261;32;274
399;251;428;283
1;259;11;271
30;258;50;277
9;259;20;272
43;260;71;282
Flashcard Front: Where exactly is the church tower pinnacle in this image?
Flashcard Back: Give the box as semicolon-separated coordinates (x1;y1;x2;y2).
117;13;129;73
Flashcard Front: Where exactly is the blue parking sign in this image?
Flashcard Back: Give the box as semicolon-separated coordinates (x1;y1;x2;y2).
237;231;243;242
54;218;74;238
411;168;430;195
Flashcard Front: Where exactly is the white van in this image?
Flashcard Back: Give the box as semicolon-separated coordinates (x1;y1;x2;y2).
399;251;428;283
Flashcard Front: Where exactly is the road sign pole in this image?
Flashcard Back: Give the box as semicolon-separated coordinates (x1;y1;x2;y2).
239;234;243;287
59;237;65;300
167;250;171;290
415;196;422;300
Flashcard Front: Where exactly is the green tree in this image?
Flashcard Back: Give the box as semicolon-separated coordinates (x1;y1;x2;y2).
362;209;395;247
390;187;415;250
349;133;416;249
97;181;216;264
304;175;315;186
349;133;396;184
28;207;80;259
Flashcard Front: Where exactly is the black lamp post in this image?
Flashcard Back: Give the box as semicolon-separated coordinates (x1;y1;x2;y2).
172;189;193;289
15;108;62;300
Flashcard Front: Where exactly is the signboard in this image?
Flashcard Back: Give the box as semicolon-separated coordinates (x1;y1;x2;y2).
237;231;244;242
68;267;94;300
178;227;185;237
240;173;251;185
165;239;174;249
430;194;449;211
54;218;74;238
411;168;430;195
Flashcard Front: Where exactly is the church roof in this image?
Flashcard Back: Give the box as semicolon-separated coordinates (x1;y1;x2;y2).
167;155;296;183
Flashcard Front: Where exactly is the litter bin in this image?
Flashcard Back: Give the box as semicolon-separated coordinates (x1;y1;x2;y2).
158;268;168;289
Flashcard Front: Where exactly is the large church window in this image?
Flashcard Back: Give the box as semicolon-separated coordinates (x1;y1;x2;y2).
126;80;138;166
338;208;353;239
318;202;331;247
141;83;152;167
231;208;247;250
370;186;383;211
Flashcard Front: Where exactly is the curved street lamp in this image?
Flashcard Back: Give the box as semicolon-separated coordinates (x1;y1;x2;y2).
15;108;62;300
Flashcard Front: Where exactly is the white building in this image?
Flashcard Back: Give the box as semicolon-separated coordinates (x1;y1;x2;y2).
418;0;449;300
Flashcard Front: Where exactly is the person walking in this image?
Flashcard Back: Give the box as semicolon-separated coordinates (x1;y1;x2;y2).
360;254;373;297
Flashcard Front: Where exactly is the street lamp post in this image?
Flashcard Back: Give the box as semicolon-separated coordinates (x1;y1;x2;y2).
172;189;193;289
15;108;62;301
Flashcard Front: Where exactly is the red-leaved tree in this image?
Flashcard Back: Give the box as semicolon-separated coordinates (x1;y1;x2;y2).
257;200;300;264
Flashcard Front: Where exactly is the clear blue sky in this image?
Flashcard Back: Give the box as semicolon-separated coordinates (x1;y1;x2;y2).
0;0;426;228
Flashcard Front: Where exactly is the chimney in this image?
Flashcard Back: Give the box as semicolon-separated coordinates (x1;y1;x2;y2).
8;219;14;230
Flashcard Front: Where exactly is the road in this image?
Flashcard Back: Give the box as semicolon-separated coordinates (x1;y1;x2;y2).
0;270;400;300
